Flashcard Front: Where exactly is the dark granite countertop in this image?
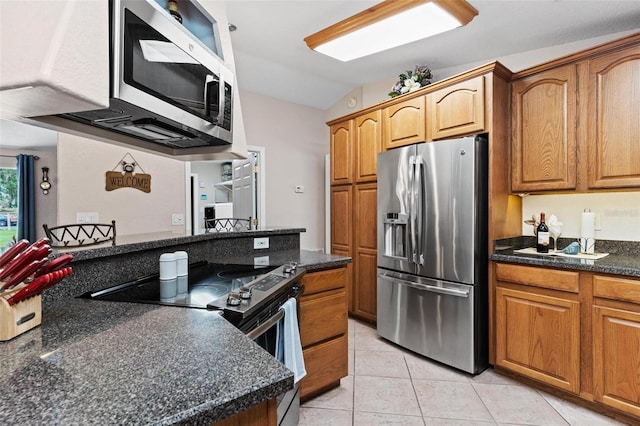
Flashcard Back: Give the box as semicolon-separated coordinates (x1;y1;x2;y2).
490;236;640;278
0;249;351;425
53;227;307;261
219;249;352;271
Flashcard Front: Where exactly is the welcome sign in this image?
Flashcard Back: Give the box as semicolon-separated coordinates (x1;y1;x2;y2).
105;153;151;193
105;171;151;193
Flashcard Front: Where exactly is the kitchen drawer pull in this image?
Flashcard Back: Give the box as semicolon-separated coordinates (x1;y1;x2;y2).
378;273;469;298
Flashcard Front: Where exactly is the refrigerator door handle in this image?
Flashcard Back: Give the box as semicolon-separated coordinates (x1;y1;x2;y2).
414;154;424;265
378;273;470;298
408;155;417;265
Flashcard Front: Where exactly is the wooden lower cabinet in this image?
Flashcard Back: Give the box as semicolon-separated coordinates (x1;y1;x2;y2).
493;262;640;422
299;266;348;400
496;286;580;394
592;304;640;417
212;398;276;426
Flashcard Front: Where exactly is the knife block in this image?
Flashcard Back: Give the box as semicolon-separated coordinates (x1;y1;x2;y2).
0;283;42;341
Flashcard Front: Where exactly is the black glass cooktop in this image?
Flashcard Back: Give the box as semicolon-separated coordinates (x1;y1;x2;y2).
79;261;278;309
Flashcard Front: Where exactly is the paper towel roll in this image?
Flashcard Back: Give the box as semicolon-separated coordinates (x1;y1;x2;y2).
580;210;596;254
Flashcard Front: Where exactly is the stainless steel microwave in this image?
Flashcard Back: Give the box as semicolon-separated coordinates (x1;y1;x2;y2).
60;0;233;148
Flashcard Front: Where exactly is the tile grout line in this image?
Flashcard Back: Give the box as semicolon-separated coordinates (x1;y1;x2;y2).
534;389;572;426
468;379;500;425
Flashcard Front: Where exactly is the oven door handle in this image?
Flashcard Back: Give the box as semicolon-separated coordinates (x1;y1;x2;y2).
246;309;284;340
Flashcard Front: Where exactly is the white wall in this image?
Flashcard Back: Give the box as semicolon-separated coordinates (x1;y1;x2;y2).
57;133;186;236
239;90;327;250
522;193;640;242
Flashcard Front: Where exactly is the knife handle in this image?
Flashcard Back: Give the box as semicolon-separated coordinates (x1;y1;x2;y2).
0;239;29;269
0;245;51;282
0;258;46;290
35;253;74;277
7;274;51;306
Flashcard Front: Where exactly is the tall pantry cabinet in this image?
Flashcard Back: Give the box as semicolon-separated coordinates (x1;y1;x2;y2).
328;62;520;324
329;111;381;322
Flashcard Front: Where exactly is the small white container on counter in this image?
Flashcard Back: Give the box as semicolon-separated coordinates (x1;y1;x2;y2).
159;253;177;280
160;278;177;300
174;251;188;277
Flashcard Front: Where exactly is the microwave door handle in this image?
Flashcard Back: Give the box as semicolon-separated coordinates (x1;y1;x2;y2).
204;75;218;119
217;73;226;126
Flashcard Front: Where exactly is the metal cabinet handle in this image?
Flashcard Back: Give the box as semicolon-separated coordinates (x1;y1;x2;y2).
204;74;217;119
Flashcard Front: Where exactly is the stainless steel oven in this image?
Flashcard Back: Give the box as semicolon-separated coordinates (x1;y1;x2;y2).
246;291;302;426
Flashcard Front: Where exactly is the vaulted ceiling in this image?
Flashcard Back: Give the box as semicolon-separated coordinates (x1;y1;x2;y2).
226;0;640;110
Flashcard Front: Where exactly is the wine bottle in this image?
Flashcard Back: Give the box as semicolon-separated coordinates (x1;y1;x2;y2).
167;0;182;24
536;212;550;253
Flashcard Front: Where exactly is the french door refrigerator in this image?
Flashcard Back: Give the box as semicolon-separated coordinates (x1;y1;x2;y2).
377;135;488;374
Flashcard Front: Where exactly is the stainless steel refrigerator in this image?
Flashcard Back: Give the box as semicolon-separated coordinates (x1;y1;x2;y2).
377;135;488;374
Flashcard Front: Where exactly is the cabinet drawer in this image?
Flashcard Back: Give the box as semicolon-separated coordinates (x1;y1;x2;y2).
300;335;348;400
593;275;640;304
300;291;347;347
495;263;579;293
301;267;346;296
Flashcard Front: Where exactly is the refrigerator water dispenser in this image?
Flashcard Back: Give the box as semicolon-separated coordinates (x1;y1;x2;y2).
383;213;407;259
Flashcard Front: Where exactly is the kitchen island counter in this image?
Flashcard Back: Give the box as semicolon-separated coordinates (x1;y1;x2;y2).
0;249;350;425
0;297;293;425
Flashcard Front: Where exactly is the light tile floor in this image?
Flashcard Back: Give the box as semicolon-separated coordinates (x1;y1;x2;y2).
300;318;629;426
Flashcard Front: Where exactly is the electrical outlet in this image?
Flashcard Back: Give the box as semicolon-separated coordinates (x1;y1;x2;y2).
171;213;184;226
76;212;99;223
254;237;269;249
254;256;269;266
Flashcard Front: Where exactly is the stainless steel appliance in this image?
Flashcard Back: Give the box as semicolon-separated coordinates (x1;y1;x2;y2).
377;135;488;374
59;0;233;149
81;261;304;425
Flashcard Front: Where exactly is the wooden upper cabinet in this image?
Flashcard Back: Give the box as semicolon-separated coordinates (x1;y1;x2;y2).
354;110;382;182
427;75;486;140
587;44;640;189
382;96;426;150
330;120;353;184
511;65;577;192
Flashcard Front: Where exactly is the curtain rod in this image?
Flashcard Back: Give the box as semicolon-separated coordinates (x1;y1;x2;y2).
0;154;40;160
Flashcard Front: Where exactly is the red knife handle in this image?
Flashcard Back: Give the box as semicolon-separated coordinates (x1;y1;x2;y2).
40;267;73;292
0;239;30;269
7;274;51;306
7;267;73;305
0;246;38;281
0;258;46;290
31;238;51;248
35;253;74;277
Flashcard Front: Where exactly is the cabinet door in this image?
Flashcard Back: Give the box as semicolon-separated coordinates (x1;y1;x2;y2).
427;75;485;140
330;186;353;311
511;65;577;192
587;45;640;189
300;335;348;400
330;185;352;252
330;120;353;184
382;96;426;150
353;183;377;322
592;305;640;417
300;290;348;347
496;287;580;394
355;110;382;182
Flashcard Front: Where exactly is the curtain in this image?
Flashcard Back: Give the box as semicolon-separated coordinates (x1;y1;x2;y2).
16;154;36;242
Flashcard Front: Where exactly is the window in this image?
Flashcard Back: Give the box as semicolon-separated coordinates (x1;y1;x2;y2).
0;167;18;247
